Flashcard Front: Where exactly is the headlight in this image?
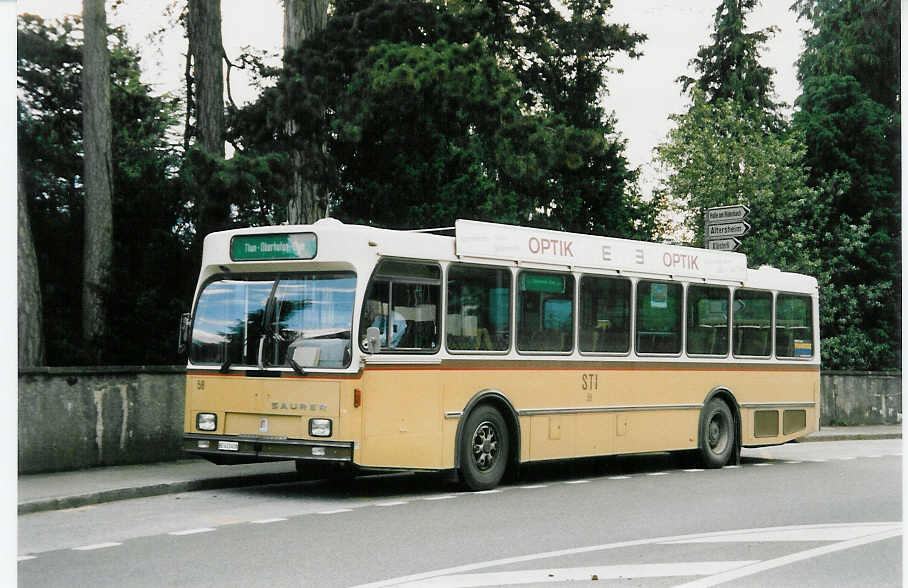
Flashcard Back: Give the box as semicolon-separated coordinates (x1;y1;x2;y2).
309;418;332;437
196;412;217;431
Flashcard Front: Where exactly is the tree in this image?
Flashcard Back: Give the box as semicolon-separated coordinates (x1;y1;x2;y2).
81;0;114;352
19;14;189;365
677;0;779;114
18;163;45;367
791;0;900;370
284;0;329;224
187;0;229;240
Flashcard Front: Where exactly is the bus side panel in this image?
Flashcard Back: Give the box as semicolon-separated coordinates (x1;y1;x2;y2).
359;368;444;469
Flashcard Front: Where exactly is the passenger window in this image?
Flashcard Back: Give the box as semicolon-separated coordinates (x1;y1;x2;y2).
446;265;511;352
635;281;682;354
579;276;630;353
733;289;772;357
686;285;729;356
517;271;574;352
359;260;440;352
776;294;814;358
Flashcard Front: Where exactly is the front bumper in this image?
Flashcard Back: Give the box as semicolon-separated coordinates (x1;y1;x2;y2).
183;433;353;462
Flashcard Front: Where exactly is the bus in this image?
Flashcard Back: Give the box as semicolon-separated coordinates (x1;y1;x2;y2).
180;218;820;490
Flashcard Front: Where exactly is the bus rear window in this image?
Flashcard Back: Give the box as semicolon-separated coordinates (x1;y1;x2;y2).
776;294;814;358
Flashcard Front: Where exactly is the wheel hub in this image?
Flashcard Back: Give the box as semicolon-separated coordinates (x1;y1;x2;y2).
471;421;499;471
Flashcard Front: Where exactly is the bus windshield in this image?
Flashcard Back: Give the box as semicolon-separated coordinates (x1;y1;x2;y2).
190;272;356;369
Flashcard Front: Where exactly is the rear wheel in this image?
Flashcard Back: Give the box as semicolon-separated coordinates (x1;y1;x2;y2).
699;398;735;468
459;405;510;491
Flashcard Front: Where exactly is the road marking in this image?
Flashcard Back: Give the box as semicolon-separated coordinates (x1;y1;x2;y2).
72;542;122;551
722;465;741;469
784;460;803;464
169;528;215;536
473;489;502;495
683;468;704;472
647;472;669;476
318;508;352;515
519;484;548;489
608;475;630;480
423;495;457;501
837;456;856;460
375;501;408;507
564;479;590;484
673;527;902;588
251;518;287;524
752;463;772;467
662;523;899;544
348;522;901;588
392;561;759;587
17;556;36;562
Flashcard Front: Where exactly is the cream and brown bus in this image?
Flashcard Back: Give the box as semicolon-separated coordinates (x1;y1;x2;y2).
180;218;820;490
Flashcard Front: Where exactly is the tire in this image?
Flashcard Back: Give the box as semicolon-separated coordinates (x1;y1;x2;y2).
459;405;510;491
698;398;735;468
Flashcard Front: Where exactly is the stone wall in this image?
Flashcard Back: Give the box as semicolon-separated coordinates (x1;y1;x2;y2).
18;367;185;474
17;367;901;473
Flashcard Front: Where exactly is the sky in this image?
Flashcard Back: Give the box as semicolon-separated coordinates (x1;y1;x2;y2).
14;0;805;193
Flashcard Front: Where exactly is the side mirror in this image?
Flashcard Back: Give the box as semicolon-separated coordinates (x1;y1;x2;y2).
364;326;382;354
177;312;191;354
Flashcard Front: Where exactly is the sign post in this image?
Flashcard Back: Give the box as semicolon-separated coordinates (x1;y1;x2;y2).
705;205;750;251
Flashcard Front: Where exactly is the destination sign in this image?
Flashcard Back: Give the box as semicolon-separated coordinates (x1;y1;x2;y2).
230;233;317;261
707;221;751;238
706;205;750;223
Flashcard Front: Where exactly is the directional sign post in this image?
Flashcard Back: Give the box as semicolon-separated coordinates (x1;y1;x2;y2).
705;205;751;251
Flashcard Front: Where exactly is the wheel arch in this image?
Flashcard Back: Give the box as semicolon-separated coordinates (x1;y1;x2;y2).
701;386;742;465
453;389;521;472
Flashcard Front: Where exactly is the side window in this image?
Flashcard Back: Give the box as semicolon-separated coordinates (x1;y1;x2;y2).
635;280;682;354
579;276;631;354
686;285;729;356
446;265;511;352
359;260;440;352
517;271;574;353
776;294;814;358
733;289;772;357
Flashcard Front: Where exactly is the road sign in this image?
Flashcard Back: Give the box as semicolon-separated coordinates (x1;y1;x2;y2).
707;221;751;238
706;205;750;224
707;237;742;251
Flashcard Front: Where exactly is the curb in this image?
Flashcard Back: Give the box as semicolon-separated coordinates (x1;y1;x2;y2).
798;433;902;443
18;471;299;515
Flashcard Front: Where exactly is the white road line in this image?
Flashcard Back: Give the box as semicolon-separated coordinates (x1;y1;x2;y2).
662;523;899;544
519;484;548;489
785;461;804;464
752;463;772;467
375;501;409;507
722;465;741;469
72;542;123;551
565;479;590;484
318;508;352;515
393;561;759;587
683;468;705;472
251;518;287;524
837;456;856;460
17;556;36;562
647;472;669;476
608;475;630;480
473;489;502;495
348;522;901;588
673;527;902;588
423;495;458;501
169;528;215;536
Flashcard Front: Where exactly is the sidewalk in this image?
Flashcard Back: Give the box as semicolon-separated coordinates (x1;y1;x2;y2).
18;425;901;515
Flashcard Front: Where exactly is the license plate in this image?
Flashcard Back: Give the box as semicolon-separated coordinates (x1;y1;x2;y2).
218;441;239;451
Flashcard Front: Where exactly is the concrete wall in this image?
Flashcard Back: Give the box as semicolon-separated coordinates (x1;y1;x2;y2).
820;371;902;426
18;367;185;474
17;367;901;474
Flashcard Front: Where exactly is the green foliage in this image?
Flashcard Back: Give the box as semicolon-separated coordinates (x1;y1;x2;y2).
18;14;190;365
791;0;900;370
229;0;656;239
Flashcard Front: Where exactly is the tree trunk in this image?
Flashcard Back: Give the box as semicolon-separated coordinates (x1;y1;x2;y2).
18;165;45;367
82;0;114;351
188;0;227;238
284;0;329;225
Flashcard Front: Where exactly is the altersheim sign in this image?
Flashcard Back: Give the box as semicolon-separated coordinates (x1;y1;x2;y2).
705;205;750;251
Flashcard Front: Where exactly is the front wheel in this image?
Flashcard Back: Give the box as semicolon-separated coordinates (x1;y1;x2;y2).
698;398;736;468
459;405;510;491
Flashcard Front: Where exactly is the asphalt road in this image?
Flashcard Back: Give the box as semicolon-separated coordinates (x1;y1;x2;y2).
18;440;902;587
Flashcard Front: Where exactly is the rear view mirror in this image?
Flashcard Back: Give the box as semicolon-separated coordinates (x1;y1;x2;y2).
364;326;382;354
177;312;191;354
